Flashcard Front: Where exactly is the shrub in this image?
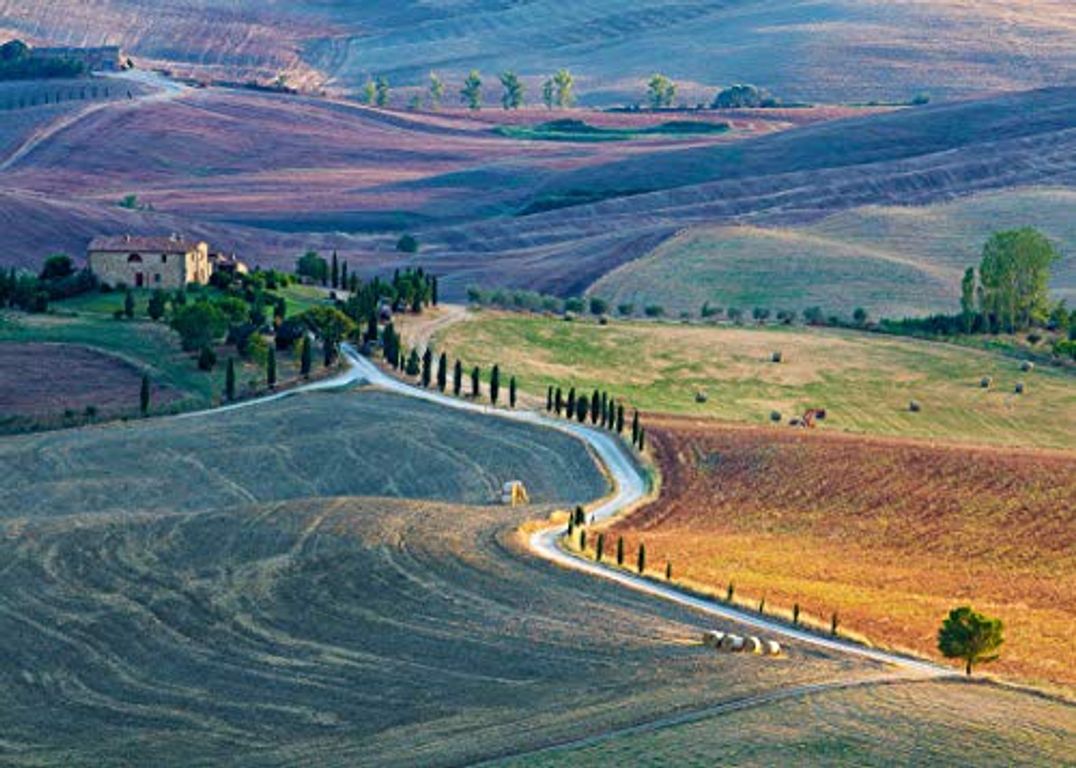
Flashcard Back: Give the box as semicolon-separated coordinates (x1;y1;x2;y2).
980;376;991;388
197;346;217;371
396;233;419;253
617;303;635;317
564;297;585;313
769;410;782;422
588;297;608;316
644;304;664;318
171;302;228;351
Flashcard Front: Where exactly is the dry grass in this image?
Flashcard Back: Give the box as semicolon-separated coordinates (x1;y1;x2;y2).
606;417;1076;691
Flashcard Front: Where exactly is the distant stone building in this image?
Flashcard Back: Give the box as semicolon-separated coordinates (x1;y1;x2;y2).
209;251;249;277
29;45;122;72
88;234;212;289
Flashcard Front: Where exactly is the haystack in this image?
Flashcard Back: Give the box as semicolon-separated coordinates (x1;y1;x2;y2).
702;630;725;648
719;634;745;652
764;639;782;656
745;636;763;654
1020;360;1035;373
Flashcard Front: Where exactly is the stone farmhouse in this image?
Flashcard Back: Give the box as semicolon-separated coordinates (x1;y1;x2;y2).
88;234;212;289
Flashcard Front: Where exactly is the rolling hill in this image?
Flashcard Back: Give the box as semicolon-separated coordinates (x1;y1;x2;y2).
2;0;1074;103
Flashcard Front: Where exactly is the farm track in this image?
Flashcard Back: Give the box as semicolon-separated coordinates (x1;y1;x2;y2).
337;345;953;680
0;70;188;173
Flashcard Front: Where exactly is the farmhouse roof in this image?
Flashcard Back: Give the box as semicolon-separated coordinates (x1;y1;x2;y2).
89;234;203;253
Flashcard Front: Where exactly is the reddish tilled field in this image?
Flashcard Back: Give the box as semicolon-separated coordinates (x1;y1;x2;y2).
606;416;1076;692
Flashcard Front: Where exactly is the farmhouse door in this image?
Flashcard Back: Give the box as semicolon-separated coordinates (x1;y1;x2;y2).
135;273;144;287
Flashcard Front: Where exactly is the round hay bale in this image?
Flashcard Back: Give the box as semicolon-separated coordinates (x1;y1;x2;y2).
702;630;725;648
719;634;744;652
771;351;783;363
695;391;709;403
563;312;576;322
598;315;609;326
1020;360;1034;373
980;376;992;389
764;639;782;656
908;400;921;413
769;410;782;423
1014;381;1025;394
746;636;763;654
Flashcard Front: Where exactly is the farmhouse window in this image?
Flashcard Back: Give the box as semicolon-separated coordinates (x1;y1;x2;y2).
161;254;167;263
154;274;161;283
127;253;143;263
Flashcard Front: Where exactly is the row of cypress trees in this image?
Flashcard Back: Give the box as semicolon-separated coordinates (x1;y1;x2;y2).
387;341;519;408
544;384;646;451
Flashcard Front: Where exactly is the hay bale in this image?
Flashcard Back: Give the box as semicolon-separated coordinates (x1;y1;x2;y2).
1020;360;1034;373
770;410;782;423
1014;381;1025;394
695;391;708;403
908;400;921;413
980;376;992;389
745;636;763;654
764;639;782;656
771;351;783;363
719;634;744;652
702;630;725;648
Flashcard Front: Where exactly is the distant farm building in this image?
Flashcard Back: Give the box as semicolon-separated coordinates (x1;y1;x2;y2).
88;234;212;289
210;251;249;277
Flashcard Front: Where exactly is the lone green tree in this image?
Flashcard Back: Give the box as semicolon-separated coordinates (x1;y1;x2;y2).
647;73;676;108
978;228;1060;331
490;364;500;405
553;68;574;108
938;606;1004;676
460;70;483;110
375;76;390;108
139;374;150;416
428;72;445;109
499;71;524;110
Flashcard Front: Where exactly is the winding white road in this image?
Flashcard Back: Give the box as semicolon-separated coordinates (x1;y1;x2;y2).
329;346;952;679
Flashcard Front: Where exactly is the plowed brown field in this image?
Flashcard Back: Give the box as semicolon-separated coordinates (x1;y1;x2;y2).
607;417;1076;691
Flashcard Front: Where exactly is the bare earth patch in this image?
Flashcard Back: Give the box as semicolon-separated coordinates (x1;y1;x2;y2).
0;342;178;417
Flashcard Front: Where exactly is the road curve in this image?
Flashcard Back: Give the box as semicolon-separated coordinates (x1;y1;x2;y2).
331;346;952;679
176;344;951;679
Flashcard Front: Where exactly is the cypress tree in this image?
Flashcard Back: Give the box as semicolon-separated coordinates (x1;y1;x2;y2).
324;338;335;367
300;336;312;377
124;289;135;318
616;536;624;566
727;582;735;602
437;352;448;391
431;275;439;306
616;404;625;434
596;533;605;561
638;427;646;452
576;394;589;422
421;347;433;387
665;561;672;580
600;391;608;422
573;506;585;526
555;387;563;415
226;358;236;401
831;613;839;636
509;376;517;408
546;385;553;412
366;311;377;343
406;348;421;376
637;542;646;574
453;359;463;396
567;387;576;417
471;366;480;398
267;347;276;388
331;251;339;289
490;364;500;405
340;261;348;292
579;529;587;551
590;389;600;424
759;597;766;614
567;516;575;537
793;604;801;625
603;397;613;428
139;374;150;416
631;410;640;445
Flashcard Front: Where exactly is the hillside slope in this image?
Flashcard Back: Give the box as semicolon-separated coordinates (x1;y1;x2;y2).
2;0;1074;102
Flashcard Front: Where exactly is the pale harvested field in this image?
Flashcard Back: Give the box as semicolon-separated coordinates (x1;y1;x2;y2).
0;386;885;766
497;680;1076;767
591;187;1076;317
434;312;1076;450
607;417;1076;689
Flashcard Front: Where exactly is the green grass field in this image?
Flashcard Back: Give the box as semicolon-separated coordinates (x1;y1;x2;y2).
590;187;1076;319
495;680;1076;767
495;119;730;143
433;312;1076;450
